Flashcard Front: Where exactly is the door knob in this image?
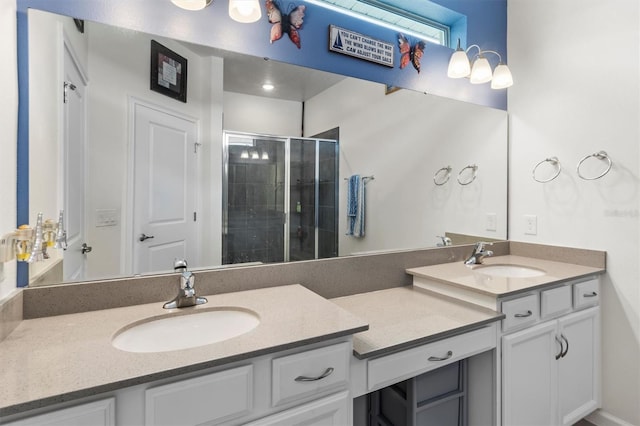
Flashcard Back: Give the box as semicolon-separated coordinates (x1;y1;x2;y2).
139;233;155;242
81;243;92;254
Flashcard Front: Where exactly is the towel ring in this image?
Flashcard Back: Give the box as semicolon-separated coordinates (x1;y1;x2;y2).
457;164;478;186
577;151;612;180
532;157;562;183
433;166;452;186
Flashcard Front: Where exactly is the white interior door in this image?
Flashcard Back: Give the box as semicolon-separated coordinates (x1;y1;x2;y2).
132;103;198;274
63;45;87;281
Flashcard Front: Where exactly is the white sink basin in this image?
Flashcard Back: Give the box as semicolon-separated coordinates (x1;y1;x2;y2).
112;308;260;353
474;264;546;278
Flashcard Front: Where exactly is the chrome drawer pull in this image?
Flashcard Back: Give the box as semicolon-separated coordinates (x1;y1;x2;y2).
583;292;598;298
295;367;334;382
514;310;533;318
560;334;569;358
555;336;564;360
428;350;453;362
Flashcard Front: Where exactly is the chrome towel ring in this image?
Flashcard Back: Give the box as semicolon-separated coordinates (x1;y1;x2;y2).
457;164;478;186
433;166;452;186
577;151;612;180
532;157;562;183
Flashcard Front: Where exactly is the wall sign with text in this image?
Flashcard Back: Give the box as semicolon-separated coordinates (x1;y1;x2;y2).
328;25;394;67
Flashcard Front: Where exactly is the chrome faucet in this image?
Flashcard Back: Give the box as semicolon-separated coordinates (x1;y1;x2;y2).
464;242;494;265
163;259;207;309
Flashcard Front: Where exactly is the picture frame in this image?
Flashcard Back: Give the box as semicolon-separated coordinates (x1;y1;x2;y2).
150;40;188;103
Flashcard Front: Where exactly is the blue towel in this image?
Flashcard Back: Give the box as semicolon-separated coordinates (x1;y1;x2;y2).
346;175;365;237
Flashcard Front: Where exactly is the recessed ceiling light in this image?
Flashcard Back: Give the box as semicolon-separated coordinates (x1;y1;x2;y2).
262;83;275;91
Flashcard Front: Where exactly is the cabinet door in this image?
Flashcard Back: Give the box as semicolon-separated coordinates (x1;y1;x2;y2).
558;307;600;426
502;321;559;426
4;398;115;426
244;391;350;426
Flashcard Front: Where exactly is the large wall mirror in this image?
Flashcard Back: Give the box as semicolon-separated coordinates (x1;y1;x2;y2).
21;3;507;287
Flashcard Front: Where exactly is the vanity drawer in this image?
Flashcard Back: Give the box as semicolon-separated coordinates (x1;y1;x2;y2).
501;294;539;333
540;285;572;320
573;278;600;309
367;324;496;392
271;342;350;407
145;365;252;426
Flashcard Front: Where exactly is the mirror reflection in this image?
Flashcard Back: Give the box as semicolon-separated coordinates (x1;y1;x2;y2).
27;10;507;287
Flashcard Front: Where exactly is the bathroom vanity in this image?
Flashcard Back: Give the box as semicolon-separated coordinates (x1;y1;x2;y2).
0;248;605;426
408;255;603;426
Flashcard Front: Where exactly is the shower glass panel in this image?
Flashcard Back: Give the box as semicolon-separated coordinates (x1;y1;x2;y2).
223;134;287;264
290;139;317;261
223;132;338;265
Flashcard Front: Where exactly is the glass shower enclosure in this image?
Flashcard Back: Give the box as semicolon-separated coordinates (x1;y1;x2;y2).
223;132;339;265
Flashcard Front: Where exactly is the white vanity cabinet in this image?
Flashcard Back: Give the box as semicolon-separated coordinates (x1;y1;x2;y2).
3;339;353;426
501;278;600;426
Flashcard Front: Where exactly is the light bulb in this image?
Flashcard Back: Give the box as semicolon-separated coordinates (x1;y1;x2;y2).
262;83;274;91
251;151;260;160
240;149;249;159
171;0;212;11
229;0;262;23
470;56;493;84
261;151;269;160
491;64;513;89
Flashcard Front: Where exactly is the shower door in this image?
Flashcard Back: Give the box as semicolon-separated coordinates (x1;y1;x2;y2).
223;133;287;264
223;132;338;265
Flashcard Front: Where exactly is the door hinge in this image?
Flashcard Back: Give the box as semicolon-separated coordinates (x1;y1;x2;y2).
194;142;202;153
63;81;77;104
193;212;197;222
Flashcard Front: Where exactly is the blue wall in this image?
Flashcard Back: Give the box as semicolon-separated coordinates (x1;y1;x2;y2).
17;0;507;110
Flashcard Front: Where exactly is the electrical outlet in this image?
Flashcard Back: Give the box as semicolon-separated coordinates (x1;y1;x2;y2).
486;213;497;231
524;215;537;235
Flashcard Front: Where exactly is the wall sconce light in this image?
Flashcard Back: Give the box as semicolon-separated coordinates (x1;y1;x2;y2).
229;0;262;23
240;149;250;159
171;0;213;11
447;39;513;89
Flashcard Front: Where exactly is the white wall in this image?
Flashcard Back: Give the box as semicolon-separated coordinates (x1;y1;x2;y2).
304;78;508;255
84;23;219;278
0;0;17;300
508;0;640;424
223;92;302;136
27;10;89;283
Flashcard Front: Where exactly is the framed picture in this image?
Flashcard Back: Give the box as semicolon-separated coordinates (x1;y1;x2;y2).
150;40;187;103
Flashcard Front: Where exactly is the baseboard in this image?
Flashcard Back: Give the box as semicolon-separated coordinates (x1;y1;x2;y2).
586;409;635;426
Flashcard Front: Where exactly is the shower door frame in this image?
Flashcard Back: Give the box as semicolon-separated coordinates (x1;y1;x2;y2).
222;131;339;264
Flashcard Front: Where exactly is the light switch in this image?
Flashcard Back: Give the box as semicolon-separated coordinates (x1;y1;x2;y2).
95;209;119;227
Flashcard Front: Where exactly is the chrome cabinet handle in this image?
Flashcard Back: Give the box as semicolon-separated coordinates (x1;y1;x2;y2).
514;310;533;318
555;336;564;360
560;334;569;358
81;243;92;254
428;350;453;362
139;233;155;242
583;292;598;298
295;367;334;382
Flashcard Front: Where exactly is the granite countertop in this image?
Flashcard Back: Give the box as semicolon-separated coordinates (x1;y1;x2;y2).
331;286;504;359
0;284;368;417
406;255;605;298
